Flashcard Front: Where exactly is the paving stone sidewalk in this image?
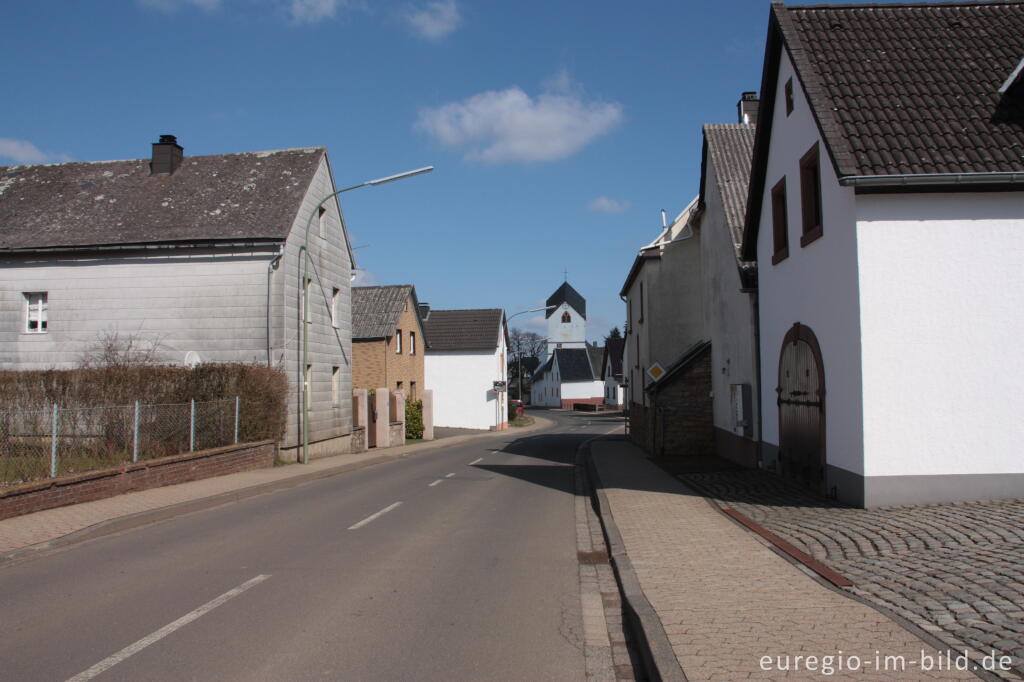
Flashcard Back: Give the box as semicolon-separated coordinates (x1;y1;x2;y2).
591;439;977;681
682;470;1024;680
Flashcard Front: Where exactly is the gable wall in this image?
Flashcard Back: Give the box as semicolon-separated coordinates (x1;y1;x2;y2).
755;50;863;481
275;155;353;454
425;336;506;430
856;192;1024;489
546;302;586;358
699;159;760;465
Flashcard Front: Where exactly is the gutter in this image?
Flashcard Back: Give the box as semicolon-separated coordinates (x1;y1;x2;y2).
0;240;285;255
840;171;1024;188
266;245;285;366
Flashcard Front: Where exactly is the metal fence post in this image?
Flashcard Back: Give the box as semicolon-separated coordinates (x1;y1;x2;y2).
133;400;141;463
234;396;240;444
190;399;196;452
50;403;59;478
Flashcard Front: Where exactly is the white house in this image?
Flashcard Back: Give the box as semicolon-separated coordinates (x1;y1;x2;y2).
601;338;624;408
0;136;356;460
423;308;509;430
531;348;604;408
540;281;588;362
743;2;1024;507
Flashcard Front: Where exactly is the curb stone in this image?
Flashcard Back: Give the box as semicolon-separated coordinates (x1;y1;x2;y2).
584;438;687;682
0;415;555;567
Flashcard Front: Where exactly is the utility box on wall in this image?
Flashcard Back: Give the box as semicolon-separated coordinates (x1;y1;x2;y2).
730;383;752;437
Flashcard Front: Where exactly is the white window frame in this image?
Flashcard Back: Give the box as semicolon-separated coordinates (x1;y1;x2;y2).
409;331;416;355
24;292;48;333
395;329;402;354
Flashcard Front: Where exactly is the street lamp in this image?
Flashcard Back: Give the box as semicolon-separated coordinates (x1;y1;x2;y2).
506;306;556;404
299;165;433;464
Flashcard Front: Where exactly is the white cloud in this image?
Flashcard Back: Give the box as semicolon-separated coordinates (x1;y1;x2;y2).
352;267;379;286
588;196;630;214
416;76;622;164
137;0;220;12
288;0;343;24
0;138;72;164
400;0;461;41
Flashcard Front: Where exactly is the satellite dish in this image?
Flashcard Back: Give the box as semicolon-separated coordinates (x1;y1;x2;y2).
184;351;202;368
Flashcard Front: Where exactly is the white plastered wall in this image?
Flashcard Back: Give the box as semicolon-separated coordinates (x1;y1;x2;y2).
756;50;864;475
425;340;506;430
856;192;1024;477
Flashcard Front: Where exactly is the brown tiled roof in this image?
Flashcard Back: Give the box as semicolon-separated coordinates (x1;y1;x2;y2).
422;308;504;351
352;285;416;340
775;1;1024;179
0;147;325;250
702;124;757;264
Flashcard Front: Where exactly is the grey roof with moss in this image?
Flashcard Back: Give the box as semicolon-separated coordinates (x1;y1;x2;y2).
352;285;416;340
0;147;325;250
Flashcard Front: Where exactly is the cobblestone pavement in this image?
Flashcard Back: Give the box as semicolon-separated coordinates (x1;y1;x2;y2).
593;441;973;681
682;470;1024;680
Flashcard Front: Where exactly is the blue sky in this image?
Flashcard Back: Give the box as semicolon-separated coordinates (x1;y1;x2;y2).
1;0;870;342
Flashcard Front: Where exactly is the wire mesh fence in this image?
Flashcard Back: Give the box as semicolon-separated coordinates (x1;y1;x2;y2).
0;398;240;488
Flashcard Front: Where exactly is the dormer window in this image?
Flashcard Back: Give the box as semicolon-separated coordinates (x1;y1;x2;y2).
561;311;571;323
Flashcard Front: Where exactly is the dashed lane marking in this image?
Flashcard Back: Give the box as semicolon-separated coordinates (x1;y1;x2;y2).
348;502;403;530
66;574;271;682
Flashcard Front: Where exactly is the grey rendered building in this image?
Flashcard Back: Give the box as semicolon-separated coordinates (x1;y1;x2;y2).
0;136;355;458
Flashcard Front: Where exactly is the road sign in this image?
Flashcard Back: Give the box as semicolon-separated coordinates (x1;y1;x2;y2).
646;362;665;382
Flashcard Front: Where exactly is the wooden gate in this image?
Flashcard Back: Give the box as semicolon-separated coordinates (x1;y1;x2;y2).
777;323;825;493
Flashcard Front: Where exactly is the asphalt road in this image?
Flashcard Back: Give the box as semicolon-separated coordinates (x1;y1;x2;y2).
0;409;623;681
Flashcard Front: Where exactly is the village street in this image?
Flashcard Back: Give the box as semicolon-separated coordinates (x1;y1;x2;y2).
0;411;626;681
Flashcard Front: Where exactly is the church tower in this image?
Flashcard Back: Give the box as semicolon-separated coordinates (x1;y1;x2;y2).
544;281;587;359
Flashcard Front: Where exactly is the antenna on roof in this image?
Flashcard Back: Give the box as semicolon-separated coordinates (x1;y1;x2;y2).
661;209;667;228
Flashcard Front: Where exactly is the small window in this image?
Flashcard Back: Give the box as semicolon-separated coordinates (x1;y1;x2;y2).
331;287;340;328
24;292;47;333
785;78;794;116
410;381;417;401
331;366;340;406
397;381;403;393
561;311;571;323
771;178;789;265
395;330;402;354
800;143;823;247
318;206;327;239
409;331;416;355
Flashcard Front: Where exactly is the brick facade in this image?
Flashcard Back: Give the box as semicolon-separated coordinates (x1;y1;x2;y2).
352;293;426;401
0;440;276;522
628;345;713;459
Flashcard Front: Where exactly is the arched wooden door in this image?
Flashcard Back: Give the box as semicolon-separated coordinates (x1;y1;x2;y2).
777;323;826;493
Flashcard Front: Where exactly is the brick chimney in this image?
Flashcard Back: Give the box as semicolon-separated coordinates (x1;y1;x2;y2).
737;92;759;125
150;135;183;175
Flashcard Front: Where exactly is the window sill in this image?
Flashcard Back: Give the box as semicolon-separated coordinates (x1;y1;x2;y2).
21;331;49;336
800;225;823;247
771;247;789;265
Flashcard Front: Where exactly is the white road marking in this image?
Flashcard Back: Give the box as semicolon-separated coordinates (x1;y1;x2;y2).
445;473;455;478
348;502;403;530
469;457;483;465
66;574;270;682
428;479;443;487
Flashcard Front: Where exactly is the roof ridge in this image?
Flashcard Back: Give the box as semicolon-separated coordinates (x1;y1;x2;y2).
781;0;1024;10
1;146;325;171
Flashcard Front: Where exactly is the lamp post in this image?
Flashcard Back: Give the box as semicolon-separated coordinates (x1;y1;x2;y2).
299;165;432;464
506;306;556;404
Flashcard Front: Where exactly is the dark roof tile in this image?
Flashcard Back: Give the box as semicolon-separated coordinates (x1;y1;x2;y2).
546;281;586;319
554;348;595;382
422;309;504;351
